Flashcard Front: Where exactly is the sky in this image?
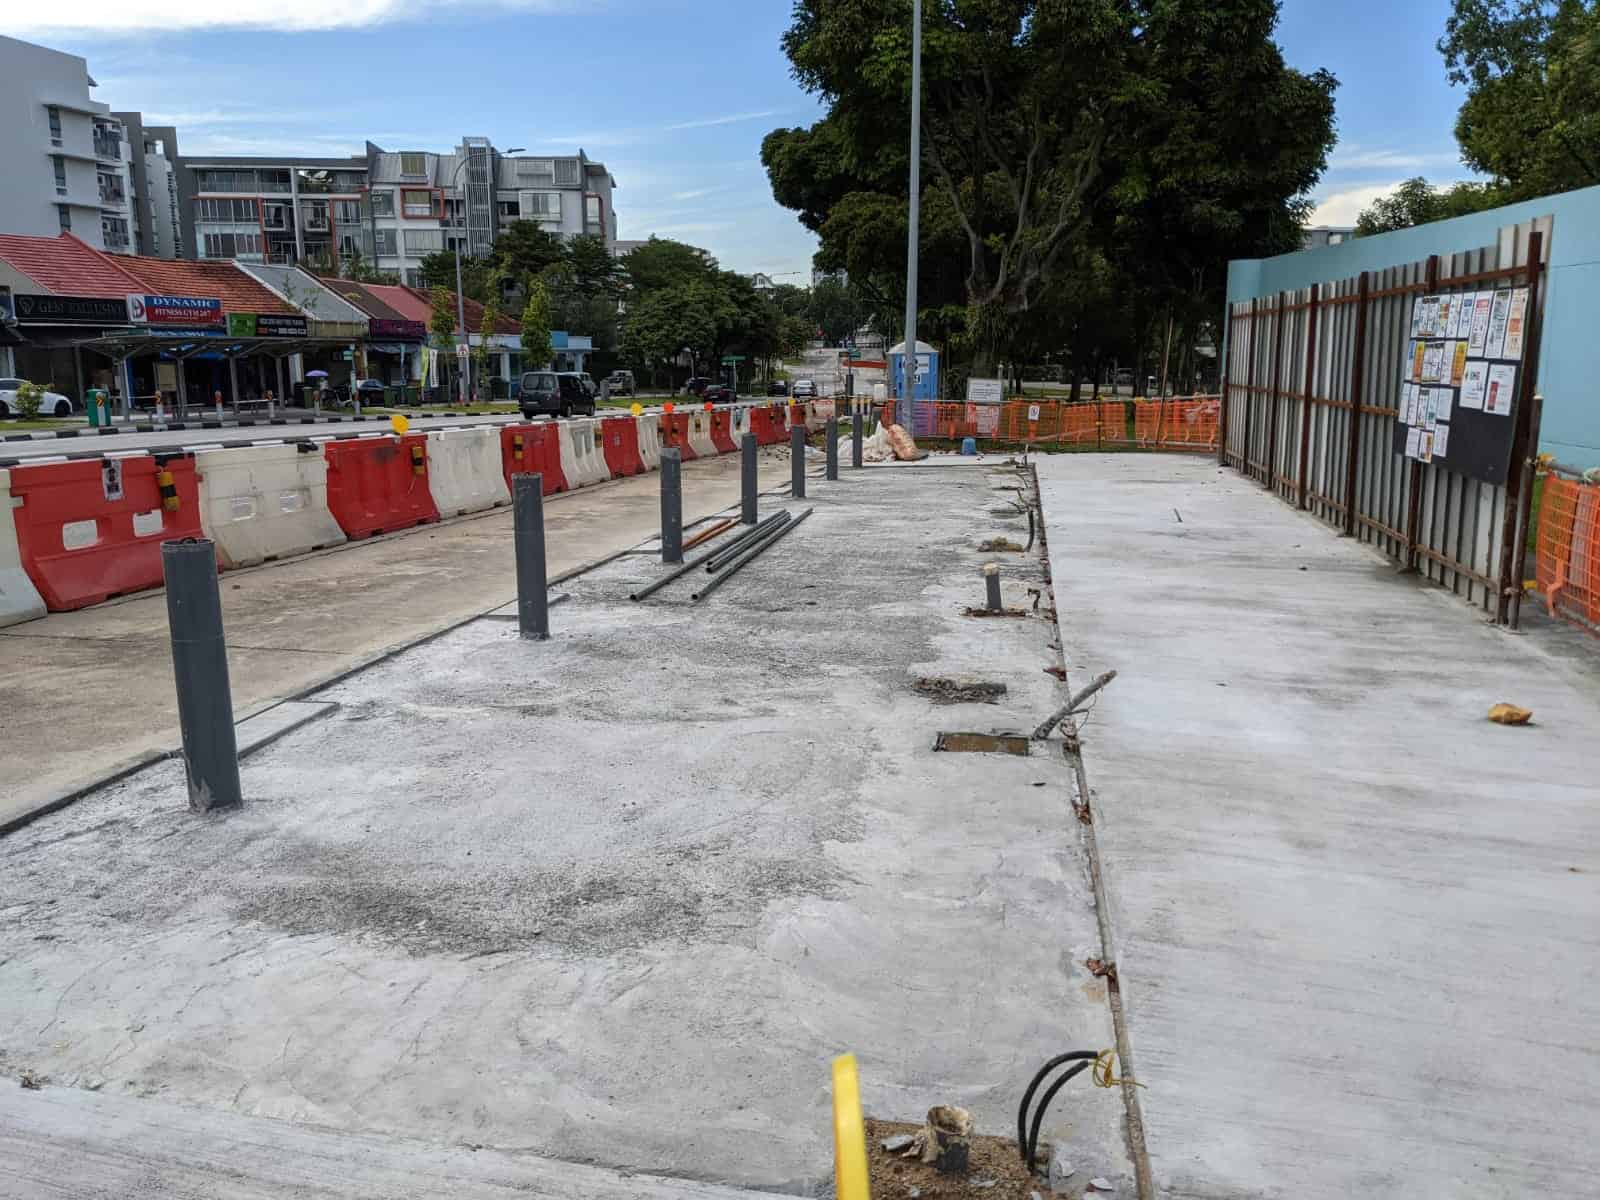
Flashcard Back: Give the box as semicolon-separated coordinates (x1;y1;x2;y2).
20;0;1473;274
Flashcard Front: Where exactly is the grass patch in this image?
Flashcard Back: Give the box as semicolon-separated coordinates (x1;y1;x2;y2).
0;418;78;432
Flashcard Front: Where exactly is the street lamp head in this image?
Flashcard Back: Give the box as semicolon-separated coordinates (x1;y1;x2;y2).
504;147;526;155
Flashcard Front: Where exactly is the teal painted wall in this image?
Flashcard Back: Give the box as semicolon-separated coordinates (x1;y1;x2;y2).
1226;184;1600;466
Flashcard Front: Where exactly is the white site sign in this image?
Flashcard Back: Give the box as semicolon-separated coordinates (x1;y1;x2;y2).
967;377;1005;404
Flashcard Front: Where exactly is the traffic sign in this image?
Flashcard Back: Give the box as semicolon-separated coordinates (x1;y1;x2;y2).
720;355;746;364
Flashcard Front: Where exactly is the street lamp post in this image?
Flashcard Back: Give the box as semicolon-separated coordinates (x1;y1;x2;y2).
900;0;923;430
449;146;524;404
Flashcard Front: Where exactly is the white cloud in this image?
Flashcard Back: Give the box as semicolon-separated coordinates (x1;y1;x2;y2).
1328;145;1466;173
1308;182;1403;227
663;110;780;132
670;186;729;202
8;0;584;35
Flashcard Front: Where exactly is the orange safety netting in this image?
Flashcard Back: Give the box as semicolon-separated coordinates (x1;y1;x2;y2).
1535;475;1600;633
872;396;1219;451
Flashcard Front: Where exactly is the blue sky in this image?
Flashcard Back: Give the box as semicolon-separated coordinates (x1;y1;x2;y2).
25;0;1472;274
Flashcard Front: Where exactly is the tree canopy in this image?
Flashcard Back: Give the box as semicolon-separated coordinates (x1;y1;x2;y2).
1354;176;1508;235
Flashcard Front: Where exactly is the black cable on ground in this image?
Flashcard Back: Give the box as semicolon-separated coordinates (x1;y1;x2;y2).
1026;1061;1092;1172
1016;1052;1099;1163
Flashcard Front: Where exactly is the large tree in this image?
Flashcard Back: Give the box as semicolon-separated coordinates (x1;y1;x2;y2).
770;0;1337;374
1441;0;1600;199
621;284;718;387
1354;176;1508;235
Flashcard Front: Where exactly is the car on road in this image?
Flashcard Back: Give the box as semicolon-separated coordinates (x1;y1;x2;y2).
767;380;789;397
684;377;710;396
0;378;76;417
605;370;635;395
701;383;734;403
519;371;597;418
791;378;817;399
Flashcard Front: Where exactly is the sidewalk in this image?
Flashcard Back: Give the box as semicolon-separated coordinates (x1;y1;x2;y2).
1036;454;1600;1197
0;454;783;829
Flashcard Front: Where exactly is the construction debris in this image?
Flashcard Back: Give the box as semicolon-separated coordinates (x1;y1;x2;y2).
1487;703;1533;725
915;1105;974;1174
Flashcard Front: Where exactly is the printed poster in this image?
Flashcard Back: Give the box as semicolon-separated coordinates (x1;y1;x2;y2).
1421;297;1441;338
1405;426;1422;459
1409;296;1425;338
1432;422;1450;459
1502;287;1529;360
1410;340;1427;382
1459;360;1489;410
1468;293;1494;355
1486;289;1512;358
1485;363;1517;416
1421;341;1448;384
1401;382;1418;424
1432;386;1454;425
1452;294;1475;339
1419;429;1434;463
1449;341;1469;386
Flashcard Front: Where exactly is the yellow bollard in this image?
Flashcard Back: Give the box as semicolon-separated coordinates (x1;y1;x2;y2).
832;1054;871;1200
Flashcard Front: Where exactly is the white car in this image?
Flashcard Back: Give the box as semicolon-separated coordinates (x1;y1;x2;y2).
792;378;817;398
0;378;76;417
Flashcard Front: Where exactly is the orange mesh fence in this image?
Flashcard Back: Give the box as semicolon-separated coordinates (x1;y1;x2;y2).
865;396;1218;452
1535;475;1600;633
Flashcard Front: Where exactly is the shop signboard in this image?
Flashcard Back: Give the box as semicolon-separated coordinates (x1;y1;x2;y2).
127;293;224;327
368;318;426;341
14;293;130;325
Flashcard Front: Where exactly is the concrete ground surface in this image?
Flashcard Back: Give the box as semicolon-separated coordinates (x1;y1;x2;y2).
1036;454;1600;1198
0;452;787;829
0;467;1135;1197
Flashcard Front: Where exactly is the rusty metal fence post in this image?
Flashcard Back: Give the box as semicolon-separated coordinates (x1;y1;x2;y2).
1342;272;1371;537
1297;283;1319;510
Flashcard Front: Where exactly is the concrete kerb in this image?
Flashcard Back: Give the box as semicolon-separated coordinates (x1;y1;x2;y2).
0;473;780;838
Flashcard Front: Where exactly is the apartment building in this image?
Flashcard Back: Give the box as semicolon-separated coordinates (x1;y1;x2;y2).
175;137;619;284
113;112;184;258
0;35;135;254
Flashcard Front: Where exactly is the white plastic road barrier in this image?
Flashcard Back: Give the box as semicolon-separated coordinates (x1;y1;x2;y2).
425;425;511;515
0;468;47;627
194;442;347;569
636;414;662;470
688;411;719;458
557;418;611;488
729;406;751;444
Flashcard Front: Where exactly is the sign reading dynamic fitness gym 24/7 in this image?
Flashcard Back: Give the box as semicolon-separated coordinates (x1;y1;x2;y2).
127;293;225;328
1390;285;1531;486
12;293;129;325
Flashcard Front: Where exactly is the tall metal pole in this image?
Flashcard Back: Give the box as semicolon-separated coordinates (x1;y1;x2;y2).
453;230;469;407
899;0;923;432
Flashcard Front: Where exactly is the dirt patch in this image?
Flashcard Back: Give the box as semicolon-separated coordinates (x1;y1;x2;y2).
978;538;1026;553
866;1118;1043;1199
934;731;1030;756
914;677;1009;705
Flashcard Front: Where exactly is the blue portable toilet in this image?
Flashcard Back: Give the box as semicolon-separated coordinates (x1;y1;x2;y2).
888;340;939;403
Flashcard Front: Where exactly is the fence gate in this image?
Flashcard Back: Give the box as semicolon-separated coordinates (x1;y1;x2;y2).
1223;217;1551;625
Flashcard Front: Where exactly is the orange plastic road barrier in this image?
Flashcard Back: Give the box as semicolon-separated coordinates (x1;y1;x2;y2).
600;415;644;477
709;408;738;454
749;406;782;445
10;453;206;610
500;423;567;496
324;433;440;540
660;411;697;460
1536;475;1600;630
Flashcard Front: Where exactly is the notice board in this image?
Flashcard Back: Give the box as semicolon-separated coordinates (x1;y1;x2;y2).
1390;286;1530;485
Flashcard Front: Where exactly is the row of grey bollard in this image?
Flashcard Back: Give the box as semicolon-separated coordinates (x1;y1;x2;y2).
163;411;877;815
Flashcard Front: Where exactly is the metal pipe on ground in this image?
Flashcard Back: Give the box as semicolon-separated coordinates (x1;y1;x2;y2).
692;507;814;602
703;510;791;572
513;473;549;640
630;512;789;602
682;518;736;552
161;538;242;812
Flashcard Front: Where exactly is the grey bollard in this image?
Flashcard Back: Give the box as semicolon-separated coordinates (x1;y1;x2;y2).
514;473;549;640
660;447;683;563
984;563;1003;612
790;423;806;498
852;411;863;468
162;538;242;812
826;417;839;480
741;432;758;524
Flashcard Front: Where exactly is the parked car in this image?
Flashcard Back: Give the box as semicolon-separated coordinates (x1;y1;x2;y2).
519;371;596;418
353;379;387;395
791;378;817;398
767;380;789;397
605;370;635;396
573;372;598;399
0;378;75;417
702;383;734;402
684;377;710;396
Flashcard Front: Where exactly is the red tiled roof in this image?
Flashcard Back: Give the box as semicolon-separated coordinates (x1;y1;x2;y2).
114;256;297;314
0;233;145;299
314;277;413;323
360;283;520;335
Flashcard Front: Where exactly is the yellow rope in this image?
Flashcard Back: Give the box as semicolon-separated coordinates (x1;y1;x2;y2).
1093;1049;1145;1090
